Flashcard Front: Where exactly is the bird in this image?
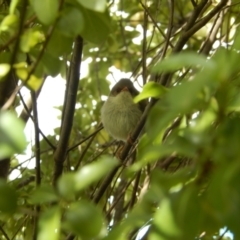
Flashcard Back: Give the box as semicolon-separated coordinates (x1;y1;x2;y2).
101;78;145;142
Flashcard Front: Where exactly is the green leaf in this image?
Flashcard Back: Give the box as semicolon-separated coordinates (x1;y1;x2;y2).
150;198;182;239
31;0;58;25
20;29;43;52
146;103;176;141
41;52;62;77
0;180;18;213
9;0;19;14
27;75;43;90
47;30;73;57
56;7;84;37
0;111;27;160
0;52;11;63
57;155;118;197
165;80;203;113
134;82;168;103
77;0;106;12
98;78;110;96
14;62;43;90
152;52;215;73
0;63;10;79
74;156;118;191
38;207;61;240
63;201;105;238
131;135;196;172
30;185;59;204
56;173;76;201
81;8;111;44
0;14;18;32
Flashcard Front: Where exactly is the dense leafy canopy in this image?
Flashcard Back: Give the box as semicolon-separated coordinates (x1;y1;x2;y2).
0;0;240;239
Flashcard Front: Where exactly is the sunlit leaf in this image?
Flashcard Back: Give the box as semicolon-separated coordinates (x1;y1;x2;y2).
26;74;43;91
0;63;10;79
77;0;106;12
134;82;168;103
20;29;43;52
38;207;61;240
0;14;18;32
9;0;19;14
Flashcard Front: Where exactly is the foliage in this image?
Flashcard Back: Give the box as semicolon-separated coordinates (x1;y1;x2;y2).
0;0;240;240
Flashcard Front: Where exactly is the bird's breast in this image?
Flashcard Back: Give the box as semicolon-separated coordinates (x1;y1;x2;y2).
101;95;142;141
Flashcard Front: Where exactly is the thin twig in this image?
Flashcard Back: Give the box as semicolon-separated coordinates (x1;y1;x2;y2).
139;0;174;48
74;132;97;170
0;225;10;240
18;81;56;150
129;170;141;209
217;228;229;240
67;125;103;152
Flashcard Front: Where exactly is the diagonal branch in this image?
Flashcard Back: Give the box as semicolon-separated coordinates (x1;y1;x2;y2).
174;0;228;53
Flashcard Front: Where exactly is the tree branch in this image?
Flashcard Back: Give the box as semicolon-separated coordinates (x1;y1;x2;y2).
31;91;41;240
52;36;83;186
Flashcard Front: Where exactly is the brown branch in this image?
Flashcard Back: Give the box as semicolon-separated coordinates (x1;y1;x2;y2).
184;0;229;43
31;91;41;240
139;0;174;48
74;132;97;170
52;36;83;186
119;100;155;162
31;91;41;185
160;0;174;60
16;176;35;189
0;225;10;240
141;0;148;84
160;0;228;86
200;4;229;55
105;178;133;219
173;0;209;53
184;0;208;32
128;170;141;209
93;166;120;204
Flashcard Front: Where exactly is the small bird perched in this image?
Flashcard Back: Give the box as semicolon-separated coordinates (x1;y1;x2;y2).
101;79;145;142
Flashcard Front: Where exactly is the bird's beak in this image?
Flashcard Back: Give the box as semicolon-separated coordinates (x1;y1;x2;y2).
121;86;129;92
